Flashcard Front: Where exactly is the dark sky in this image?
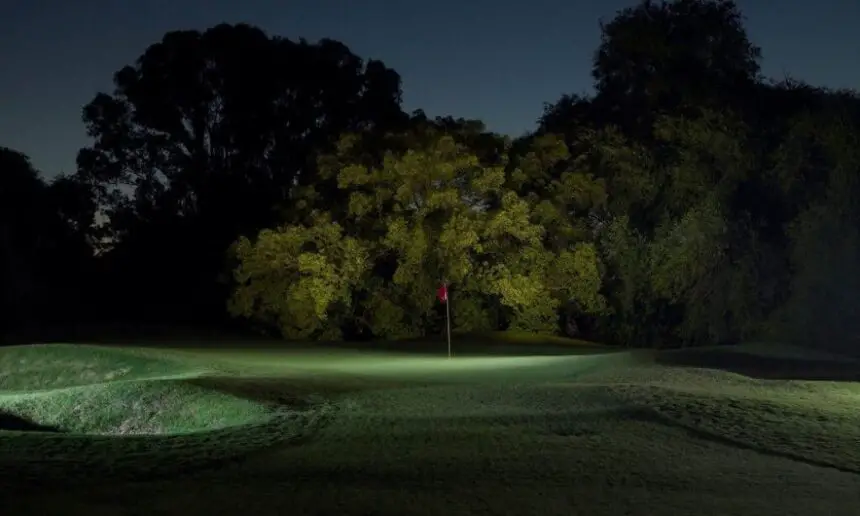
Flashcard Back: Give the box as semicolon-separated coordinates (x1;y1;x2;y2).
2;0;858;179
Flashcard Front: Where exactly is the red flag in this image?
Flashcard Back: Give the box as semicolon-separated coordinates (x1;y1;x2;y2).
437;283;448;303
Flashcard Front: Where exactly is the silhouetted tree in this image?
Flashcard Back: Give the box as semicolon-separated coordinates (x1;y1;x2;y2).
0;148;96;337
38;5;857;353
766;89;860;355
592;0;761;138
76;23;409;324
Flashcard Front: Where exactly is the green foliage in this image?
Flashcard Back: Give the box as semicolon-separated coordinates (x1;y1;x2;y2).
650;196;728;303
229;217;370;340
592;0;760;137
229;77;860;350
449;294;497;333
593;106;788;347
597;216;663;346
554;243;606;315
648;196;735;344
573;127;659;229
768;104;860;354
227;124;614;339
13;5;853;354
71;23;407;323
363;285;419;340
654;109;754;218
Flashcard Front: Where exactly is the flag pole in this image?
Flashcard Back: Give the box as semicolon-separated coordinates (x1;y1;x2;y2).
445;281;452;359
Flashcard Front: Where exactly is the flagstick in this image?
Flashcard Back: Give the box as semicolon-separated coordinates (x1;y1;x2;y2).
445;283;452;359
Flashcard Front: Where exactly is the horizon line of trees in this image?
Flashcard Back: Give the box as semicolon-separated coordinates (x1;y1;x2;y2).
3;0;859;354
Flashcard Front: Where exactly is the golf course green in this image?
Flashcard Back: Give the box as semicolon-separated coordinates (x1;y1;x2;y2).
1;335;859;515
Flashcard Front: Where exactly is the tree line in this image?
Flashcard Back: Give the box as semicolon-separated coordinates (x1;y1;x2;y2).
3;0;859;353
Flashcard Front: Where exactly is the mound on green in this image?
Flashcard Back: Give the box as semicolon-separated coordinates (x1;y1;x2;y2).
0;344;215;392
591;349;860;476
0;379;277;435
638;381;860;474
0;344;329;483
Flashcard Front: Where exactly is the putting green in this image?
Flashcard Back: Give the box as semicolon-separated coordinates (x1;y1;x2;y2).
3;339;859;494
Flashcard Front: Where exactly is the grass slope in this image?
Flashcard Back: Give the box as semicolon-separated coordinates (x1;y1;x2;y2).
0;344;329;482
589;365;860;475
0;344;211;392
2;379;275;434
2;337;860;515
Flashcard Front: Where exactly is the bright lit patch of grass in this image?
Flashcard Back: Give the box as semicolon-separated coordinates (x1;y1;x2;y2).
0;344;214;392
0;344;332;483
475;330;603;348
0;379;275;435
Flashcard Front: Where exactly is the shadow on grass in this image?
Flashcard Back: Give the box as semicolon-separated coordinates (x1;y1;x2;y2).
0;411;63;433
655;348;860;382
185;375;441;406
230;405;860;489
379;406;860;477
640;406;860;476
0;404;334;487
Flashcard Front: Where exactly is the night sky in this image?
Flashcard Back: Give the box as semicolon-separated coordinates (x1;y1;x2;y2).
2;0;858;179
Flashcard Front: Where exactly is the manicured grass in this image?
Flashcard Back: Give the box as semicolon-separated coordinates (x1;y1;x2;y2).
591;364;860;475
1;378;274;434
1;337;859;514
0;344;331;483
0;344;212;392
160;330;611;356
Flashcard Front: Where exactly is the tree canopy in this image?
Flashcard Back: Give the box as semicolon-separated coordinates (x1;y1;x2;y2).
74;23;409;323
5;2;860;355
0;148;96;335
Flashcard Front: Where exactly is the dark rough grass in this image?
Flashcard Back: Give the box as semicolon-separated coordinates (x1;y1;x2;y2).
626;343;860;473
612;382;860;475
2;340;860;515
20;378;852;516
655;345;860;381
0;405;331;484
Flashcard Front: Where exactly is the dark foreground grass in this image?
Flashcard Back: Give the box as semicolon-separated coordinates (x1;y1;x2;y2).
0;407;328;484
643;384;860;473
1;339;860;515
655;344;860;381
10;372;860;515
588;345;860;475
0;344;333;483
